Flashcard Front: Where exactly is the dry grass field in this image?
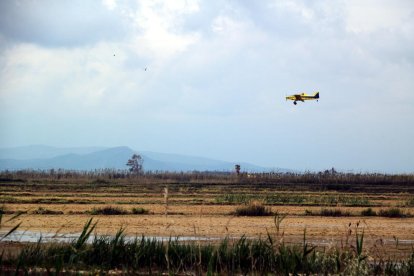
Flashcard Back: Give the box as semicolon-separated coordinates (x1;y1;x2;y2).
1;170;414;273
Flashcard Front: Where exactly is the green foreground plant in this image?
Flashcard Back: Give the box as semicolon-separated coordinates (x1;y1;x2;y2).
1;205;23;274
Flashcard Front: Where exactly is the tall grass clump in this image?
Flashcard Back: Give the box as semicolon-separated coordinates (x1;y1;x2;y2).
282;208;353;217
361;208;377;217
31;207;64;215
90;206;128;215
405;197;414;207
378;208;409;218
234;202;272;216
360;207;377;216
319;208;350;217
131;207;149;214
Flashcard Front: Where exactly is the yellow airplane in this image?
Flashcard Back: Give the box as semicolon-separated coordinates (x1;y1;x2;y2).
286;92;319;105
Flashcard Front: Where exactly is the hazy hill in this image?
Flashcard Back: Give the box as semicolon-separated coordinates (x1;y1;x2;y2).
0;145;107;160
0;145;282;172
0;146;133;171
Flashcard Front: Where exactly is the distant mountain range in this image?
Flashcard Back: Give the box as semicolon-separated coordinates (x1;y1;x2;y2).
0;145;287;172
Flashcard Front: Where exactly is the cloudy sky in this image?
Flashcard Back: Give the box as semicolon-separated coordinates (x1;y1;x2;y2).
1;0;413;173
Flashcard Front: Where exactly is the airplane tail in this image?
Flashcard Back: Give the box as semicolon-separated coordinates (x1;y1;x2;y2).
314;92;319;99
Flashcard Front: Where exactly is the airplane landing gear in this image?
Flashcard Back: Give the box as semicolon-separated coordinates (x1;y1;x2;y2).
293;101;297;105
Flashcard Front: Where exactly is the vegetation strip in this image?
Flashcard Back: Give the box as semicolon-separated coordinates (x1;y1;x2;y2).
1;219;413;275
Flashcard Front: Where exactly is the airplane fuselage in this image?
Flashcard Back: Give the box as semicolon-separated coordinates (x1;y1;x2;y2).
286;92;319;105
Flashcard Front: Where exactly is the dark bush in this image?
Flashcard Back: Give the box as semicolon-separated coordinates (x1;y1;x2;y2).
131;207;149;214
360;207;377;216
406;198;414;207
90;206;128;215
304;209;313;216
320;208;350;217
32;207;63;215
378;208;409;218
235;203;272;216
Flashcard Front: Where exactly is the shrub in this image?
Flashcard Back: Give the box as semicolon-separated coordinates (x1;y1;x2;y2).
378;208;408;218
360;207;377;216
320;208;350;217
31;207;63;215
131;207;149;214
304;209;313;216
405;198;414;207
90;206;128;215
234;202;272;216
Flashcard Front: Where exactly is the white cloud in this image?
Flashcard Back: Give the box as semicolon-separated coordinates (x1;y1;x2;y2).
1;43;143;113
345;0;414;33
0;0;127;46
127;0;201;61
269;0;315;22
102;0;117;10
211;16;245;34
